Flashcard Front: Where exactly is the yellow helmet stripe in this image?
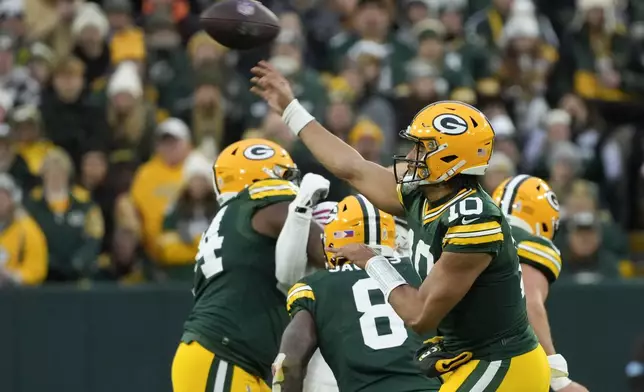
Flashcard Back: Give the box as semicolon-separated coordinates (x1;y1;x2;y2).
499;174;530;215
356;194;381;245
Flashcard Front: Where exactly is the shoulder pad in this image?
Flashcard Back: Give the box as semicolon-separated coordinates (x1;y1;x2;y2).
517;238;562;282
248;179;298;200
286;281;316;313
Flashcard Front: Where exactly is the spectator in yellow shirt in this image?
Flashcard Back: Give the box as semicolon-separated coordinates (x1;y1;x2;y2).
156;152;216;280
129;118;191;262
0;173;47;286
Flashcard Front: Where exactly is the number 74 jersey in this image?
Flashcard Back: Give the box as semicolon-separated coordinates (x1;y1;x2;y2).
398;185;538;361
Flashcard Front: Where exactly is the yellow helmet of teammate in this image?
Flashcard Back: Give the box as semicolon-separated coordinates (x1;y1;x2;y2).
323;195;396;268
213;138;299;204
394;101;494;186
492;175;560;240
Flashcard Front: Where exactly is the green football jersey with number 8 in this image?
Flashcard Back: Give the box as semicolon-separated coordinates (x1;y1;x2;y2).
181;179;298;383
397;184;538;360
287;259;441;392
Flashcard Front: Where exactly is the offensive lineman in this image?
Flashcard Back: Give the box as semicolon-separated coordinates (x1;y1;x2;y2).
251;61;550;390
273;195;441;392
492;175;589;392
172;139;329;392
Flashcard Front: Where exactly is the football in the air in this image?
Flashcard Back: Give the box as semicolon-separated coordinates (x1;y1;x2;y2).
200;0;280;50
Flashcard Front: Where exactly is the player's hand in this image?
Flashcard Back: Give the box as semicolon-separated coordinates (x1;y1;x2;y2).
294;173;330;210
312;201;338;226
557;381;589;392
326;243;378;269
250;61;295;115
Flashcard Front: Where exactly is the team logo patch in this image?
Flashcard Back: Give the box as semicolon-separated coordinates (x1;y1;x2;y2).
243;144;275;160
545;191;560;211
334;230;354;239
432;114;469;135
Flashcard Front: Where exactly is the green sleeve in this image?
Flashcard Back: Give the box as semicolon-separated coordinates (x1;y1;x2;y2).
286;279;316;318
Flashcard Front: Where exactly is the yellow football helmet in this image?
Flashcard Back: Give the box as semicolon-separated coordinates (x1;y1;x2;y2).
394;101;494;186
213;138;299;204
323;195;396;268
492;175;560;240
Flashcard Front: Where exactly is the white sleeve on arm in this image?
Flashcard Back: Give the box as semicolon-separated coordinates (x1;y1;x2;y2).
275;202;313;292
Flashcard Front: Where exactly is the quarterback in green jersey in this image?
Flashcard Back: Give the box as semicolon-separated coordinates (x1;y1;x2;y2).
172;138;330;392
251;61;550;391
273;194;441;392
492;175;589;392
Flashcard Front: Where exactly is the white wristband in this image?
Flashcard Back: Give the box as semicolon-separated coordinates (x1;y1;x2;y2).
550;377;572;391
282;99;315;136
365;255;407;301
548;354;569;378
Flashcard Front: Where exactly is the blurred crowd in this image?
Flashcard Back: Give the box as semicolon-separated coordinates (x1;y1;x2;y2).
0;0;644;286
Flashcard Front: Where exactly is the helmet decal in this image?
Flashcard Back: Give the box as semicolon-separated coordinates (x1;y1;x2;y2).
432;114;469;135
243;144;276;160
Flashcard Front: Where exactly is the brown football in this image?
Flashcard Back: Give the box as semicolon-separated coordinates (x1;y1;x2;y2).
200;0;280;50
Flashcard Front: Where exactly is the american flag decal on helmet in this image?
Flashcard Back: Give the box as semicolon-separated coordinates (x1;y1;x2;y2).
334;230;354;239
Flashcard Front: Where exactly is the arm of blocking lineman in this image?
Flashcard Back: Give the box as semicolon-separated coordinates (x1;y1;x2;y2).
522;264;555;355
253;201;327;271
387;252;492;334
273;311;318;392
297;120;403;216
275;206;313;290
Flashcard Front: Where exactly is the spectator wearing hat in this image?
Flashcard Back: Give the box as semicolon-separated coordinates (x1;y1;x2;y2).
24;148;104;282
0;0;31;66
482;152;516;194
10;105;55;177
0;173;48;286
396;0;437;47
26;42;55;85
256;112;295;151
330;0;414;91
465;0;557;51
144;10;192;119
547;141;586;200
497;13;557;132
407;19;477;103
105;61;157;163
0;33;40;109
439;1;500;100
78;150;115;253
156;152;216;280
141;0;198;43
186;31;247;132
72;3;111;90
489;113;522;169
347;118;384;163
394;60;442;132
40;55;109;169
246;29;328;130
556;0;644;102
524;109;573;176
127;118;191;262
104;0;146;67
0;123;38;191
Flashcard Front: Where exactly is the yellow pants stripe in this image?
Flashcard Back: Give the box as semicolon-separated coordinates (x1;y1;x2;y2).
171;341;271;392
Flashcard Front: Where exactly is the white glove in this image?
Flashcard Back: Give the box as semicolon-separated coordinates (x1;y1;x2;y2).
313;201;338;226
294;173;330;210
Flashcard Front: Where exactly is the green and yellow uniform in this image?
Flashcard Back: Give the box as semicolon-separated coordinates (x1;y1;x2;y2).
287;259;441;392
173;179;298;392
398;184;549;391
512;226;562;284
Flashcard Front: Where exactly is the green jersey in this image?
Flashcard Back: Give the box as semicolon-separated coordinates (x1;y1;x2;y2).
181;179;298;382
512;226;562;284
287;259;441;392
397;184;537;360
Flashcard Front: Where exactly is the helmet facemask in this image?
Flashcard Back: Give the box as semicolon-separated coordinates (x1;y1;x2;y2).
393;129;441;193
